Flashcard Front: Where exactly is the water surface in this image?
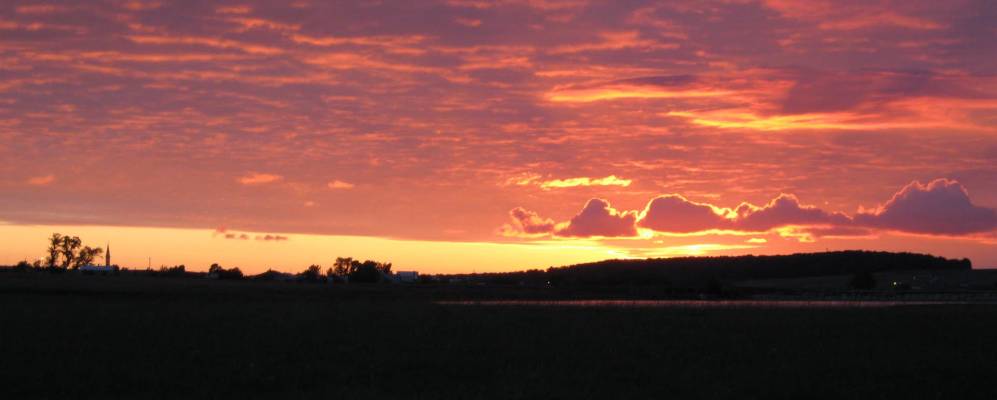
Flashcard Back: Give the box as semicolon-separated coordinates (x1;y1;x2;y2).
436;300;980;308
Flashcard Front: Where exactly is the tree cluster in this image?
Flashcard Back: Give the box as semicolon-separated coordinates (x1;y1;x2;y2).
44;233;104;270
329;257;392;283
208;263;244;280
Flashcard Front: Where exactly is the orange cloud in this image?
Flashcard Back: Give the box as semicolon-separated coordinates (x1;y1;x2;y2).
26;175;55;186
539;175;632;189
125;35;283;55
549;31;677;55
238;173;282;185
327;180;355;190
216;5;252;14
122;1;163;11
547;77;731;102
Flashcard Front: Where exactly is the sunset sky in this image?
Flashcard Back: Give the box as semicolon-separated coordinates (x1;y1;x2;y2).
2;0;995;273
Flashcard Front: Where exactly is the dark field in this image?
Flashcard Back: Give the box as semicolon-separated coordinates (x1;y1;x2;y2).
2;275;997;399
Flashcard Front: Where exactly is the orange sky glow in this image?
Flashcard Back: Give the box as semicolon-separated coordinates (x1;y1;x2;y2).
1;0;995;273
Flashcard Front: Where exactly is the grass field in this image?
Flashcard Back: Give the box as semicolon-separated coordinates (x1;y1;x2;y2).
2;274;996;399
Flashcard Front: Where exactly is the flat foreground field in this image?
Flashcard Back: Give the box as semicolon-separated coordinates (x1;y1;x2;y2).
2;274;996;399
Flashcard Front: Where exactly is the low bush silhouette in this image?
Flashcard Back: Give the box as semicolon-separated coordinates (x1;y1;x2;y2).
208;263;243;280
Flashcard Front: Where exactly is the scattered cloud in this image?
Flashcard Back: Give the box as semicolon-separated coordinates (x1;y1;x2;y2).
327;180;355;189
505;207;557;236
238;173;283;185
122;1;163;11
455;17;482;27
26;175;55;186
215;228;288;242
256;234;288;241
217;5;252;14
16;5;71;14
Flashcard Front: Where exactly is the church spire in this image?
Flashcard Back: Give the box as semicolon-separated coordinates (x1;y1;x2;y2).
105;242;111;267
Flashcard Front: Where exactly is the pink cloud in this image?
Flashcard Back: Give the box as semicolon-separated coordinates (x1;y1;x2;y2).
637;194;732;233
734;194;851;231
507;207;556;235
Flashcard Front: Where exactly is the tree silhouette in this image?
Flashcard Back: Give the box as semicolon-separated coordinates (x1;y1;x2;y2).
347;259;393;283
45;233;62;268
333;257;353;277
14;260;32;272
59;235;82;269
299;264;323;283
43;233;103;270
73;246;104;269
208;263;243;280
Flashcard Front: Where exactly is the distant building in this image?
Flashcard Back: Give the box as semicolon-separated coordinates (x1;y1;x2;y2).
80;242;116;274
80;264;116;273
394;271;419;283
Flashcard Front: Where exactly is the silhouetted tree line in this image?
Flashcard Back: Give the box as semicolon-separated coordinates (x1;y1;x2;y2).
154;265;186;277
207;258;393;284
329;257;393;283
441;251;971;289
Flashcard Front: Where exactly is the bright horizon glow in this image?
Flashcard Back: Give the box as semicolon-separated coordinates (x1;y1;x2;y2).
2;223;994;274
0;223;630;274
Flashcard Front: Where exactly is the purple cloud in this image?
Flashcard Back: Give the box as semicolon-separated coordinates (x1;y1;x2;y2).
734;194;852;231
506;207;557;235
508;179;996;239
855;179;997;235
555;199;638;238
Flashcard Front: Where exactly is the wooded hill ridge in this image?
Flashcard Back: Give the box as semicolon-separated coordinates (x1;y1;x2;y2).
447;251;972;287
